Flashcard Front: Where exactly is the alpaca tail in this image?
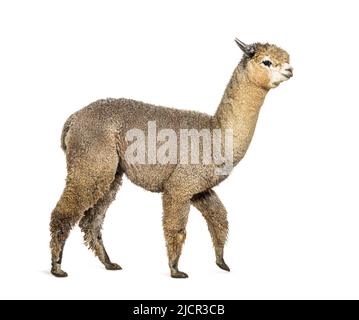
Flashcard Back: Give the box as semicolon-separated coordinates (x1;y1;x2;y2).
60;114;76;152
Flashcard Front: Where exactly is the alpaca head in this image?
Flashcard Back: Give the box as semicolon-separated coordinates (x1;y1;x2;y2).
235;38;293;89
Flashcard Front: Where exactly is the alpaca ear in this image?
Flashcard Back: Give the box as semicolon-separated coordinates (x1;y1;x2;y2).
235;38;255;58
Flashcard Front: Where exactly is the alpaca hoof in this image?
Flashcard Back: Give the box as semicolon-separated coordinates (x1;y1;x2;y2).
51;268;68;278
216;260;230;272
171;271;189;278
105;263;122;271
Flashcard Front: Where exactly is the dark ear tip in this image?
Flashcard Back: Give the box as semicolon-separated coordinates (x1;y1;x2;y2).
235;38;255;58
234;38;246;46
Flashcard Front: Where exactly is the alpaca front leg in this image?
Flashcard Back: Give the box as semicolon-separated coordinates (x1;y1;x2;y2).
191;189;230;271
162;192;190;278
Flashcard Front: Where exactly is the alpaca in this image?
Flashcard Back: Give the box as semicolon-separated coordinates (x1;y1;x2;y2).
50;38;293;278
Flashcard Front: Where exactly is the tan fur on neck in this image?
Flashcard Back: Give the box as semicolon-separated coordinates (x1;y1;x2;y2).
214;64;268;164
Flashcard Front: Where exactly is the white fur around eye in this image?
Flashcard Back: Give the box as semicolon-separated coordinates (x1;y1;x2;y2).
262;60;272;67
261;56;272;67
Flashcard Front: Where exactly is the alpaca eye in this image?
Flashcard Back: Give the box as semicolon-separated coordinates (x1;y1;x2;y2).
262;60;272;67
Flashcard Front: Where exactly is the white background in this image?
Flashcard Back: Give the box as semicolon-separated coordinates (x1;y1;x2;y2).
0;0;358;300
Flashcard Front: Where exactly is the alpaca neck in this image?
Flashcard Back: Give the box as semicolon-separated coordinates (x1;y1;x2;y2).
213;64;269;165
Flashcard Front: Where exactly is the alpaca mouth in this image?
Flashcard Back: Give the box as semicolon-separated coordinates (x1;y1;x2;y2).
282;72;293;79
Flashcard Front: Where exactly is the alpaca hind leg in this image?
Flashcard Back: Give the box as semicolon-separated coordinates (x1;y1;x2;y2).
50;207;75;277
162;192;190;278
191;189;230;271
79;170;123;270
50;182;94;277
50;152;118;277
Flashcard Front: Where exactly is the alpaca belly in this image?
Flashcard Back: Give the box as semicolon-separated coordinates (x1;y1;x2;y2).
123;163;176;192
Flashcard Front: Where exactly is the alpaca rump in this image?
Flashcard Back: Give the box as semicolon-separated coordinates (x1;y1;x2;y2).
50;38;293;278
